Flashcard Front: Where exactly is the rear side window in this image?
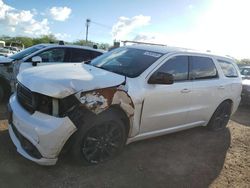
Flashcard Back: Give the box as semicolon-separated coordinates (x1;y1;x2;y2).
156;56;189;81
218;60;238;77
70;49;102;62
190;56;218;80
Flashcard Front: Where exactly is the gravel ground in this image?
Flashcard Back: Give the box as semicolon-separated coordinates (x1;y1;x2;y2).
0;104;249;188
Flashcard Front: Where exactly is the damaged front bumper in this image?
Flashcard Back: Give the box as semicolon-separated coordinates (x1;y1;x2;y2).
8;95;77;165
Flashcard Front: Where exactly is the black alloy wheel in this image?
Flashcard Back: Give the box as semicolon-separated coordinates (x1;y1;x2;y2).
208;101;232;131
81;121;124;164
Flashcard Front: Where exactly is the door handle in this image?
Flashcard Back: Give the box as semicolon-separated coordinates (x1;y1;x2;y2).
181;88;191;93
218;85;225;90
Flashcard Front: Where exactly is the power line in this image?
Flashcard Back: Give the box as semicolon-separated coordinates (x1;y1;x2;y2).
91;21;112;29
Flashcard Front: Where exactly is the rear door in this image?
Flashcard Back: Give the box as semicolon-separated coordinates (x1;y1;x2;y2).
186;56;223;124
69;48;102;62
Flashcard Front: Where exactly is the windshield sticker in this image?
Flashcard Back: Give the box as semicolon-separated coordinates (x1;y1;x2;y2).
143;51;162;58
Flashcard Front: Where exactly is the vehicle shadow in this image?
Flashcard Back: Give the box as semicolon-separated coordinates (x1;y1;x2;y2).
231;104;250;127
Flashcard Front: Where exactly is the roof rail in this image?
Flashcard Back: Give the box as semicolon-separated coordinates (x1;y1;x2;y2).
121;40;166;46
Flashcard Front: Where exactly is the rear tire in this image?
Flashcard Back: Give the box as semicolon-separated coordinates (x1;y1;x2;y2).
207;101;232;131
71;109;127;165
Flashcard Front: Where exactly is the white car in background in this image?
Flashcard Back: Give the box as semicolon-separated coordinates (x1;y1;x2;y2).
8;45;242;166
0;43;104;102
242;79;250;104
0;48;13;57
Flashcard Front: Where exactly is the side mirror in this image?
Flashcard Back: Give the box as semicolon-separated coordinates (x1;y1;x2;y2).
31;56;42;66
148;72;174;85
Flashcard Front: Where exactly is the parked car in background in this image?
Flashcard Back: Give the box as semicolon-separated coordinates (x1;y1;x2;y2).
7;44;242;166
240;66;250;79
0;48;14;57
0;41;5;48
4;46;20;54
0;43;104;103
241;76;250;105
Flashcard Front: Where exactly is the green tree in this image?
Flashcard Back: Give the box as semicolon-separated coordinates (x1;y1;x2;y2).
73;40;93;47
99;43;110;50
33;34;57;45
240;59;250;65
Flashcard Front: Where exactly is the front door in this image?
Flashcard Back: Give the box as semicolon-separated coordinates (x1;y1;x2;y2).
19;48;68;72
140;55;192;133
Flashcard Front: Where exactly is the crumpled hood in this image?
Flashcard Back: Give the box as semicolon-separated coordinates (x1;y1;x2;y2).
17;63;125;98
0;56;13;64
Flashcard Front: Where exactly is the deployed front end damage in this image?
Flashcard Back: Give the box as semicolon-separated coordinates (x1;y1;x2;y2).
8;81;135;165
74;85;135;133
78;85;134;115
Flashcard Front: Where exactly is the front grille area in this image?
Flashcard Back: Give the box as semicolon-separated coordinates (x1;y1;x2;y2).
17;83;34;114
11;124;42;159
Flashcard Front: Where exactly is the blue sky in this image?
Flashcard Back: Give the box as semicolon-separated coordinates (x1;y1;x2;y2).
1;0;250;59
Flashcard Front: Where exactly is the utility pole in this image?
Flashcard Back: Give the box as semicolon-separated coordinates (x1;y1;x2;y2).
85;19;91;42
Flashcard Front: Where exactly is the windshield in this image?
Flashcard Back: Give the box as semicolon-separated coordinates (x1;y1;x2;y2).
10;44;46;60
90;47;163;78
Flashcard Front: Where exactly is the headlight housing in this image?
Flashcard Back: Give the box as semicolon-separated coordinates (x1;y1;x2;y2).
34;93;53;115
58;94;79;117
32;93;79;117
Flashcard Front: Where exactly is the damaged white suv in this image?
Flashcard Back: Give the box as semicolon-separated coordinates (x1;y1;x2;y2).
8;45;242;165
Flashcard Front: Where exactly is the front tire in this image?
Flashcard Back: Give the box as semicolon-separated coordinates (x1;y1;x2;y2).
71;109;127;165
207;101;232;131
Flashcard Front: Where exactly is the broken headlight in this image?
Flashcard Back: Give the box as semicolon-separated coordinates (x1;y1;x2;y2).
34;93;53;115
58;94;79;117
33;93;79;117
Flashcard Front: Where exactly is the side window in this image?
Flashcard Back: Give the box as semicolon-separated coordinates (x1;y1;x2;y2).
70;49;93;62
218;60;238;77
156;56;189;81
241;68;250;76
37;48;66;63
91;51;103;59
190;56;218;80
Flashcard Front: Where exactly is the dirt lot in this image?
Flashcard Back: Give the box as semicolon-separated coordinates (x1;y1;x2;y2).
0;103;249;188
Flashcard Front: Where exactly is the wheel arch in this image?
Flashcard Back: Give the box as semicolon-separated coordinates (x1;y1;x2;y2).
220;98;233;113
207;98;233;126
75;86;135;136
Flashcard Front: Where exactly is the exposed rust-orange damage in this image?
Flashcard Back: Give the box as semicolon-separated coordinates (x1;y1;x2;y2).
79;86;135;118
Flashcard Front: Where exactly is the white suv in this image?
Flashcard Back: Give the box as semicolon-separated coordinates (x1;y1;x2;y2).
8;45;242;165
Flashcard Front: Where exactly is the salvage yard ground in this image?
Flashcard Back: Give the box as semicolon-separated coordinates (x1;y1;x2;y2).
0;103;249;188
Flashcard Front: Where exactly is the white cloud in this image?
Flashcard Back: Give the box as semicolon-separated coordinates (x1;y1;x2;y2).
24;19;50;35
0;0;50;36
0;0;13;19
112;15;151;40
131;0;250;59
49;6;71;21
